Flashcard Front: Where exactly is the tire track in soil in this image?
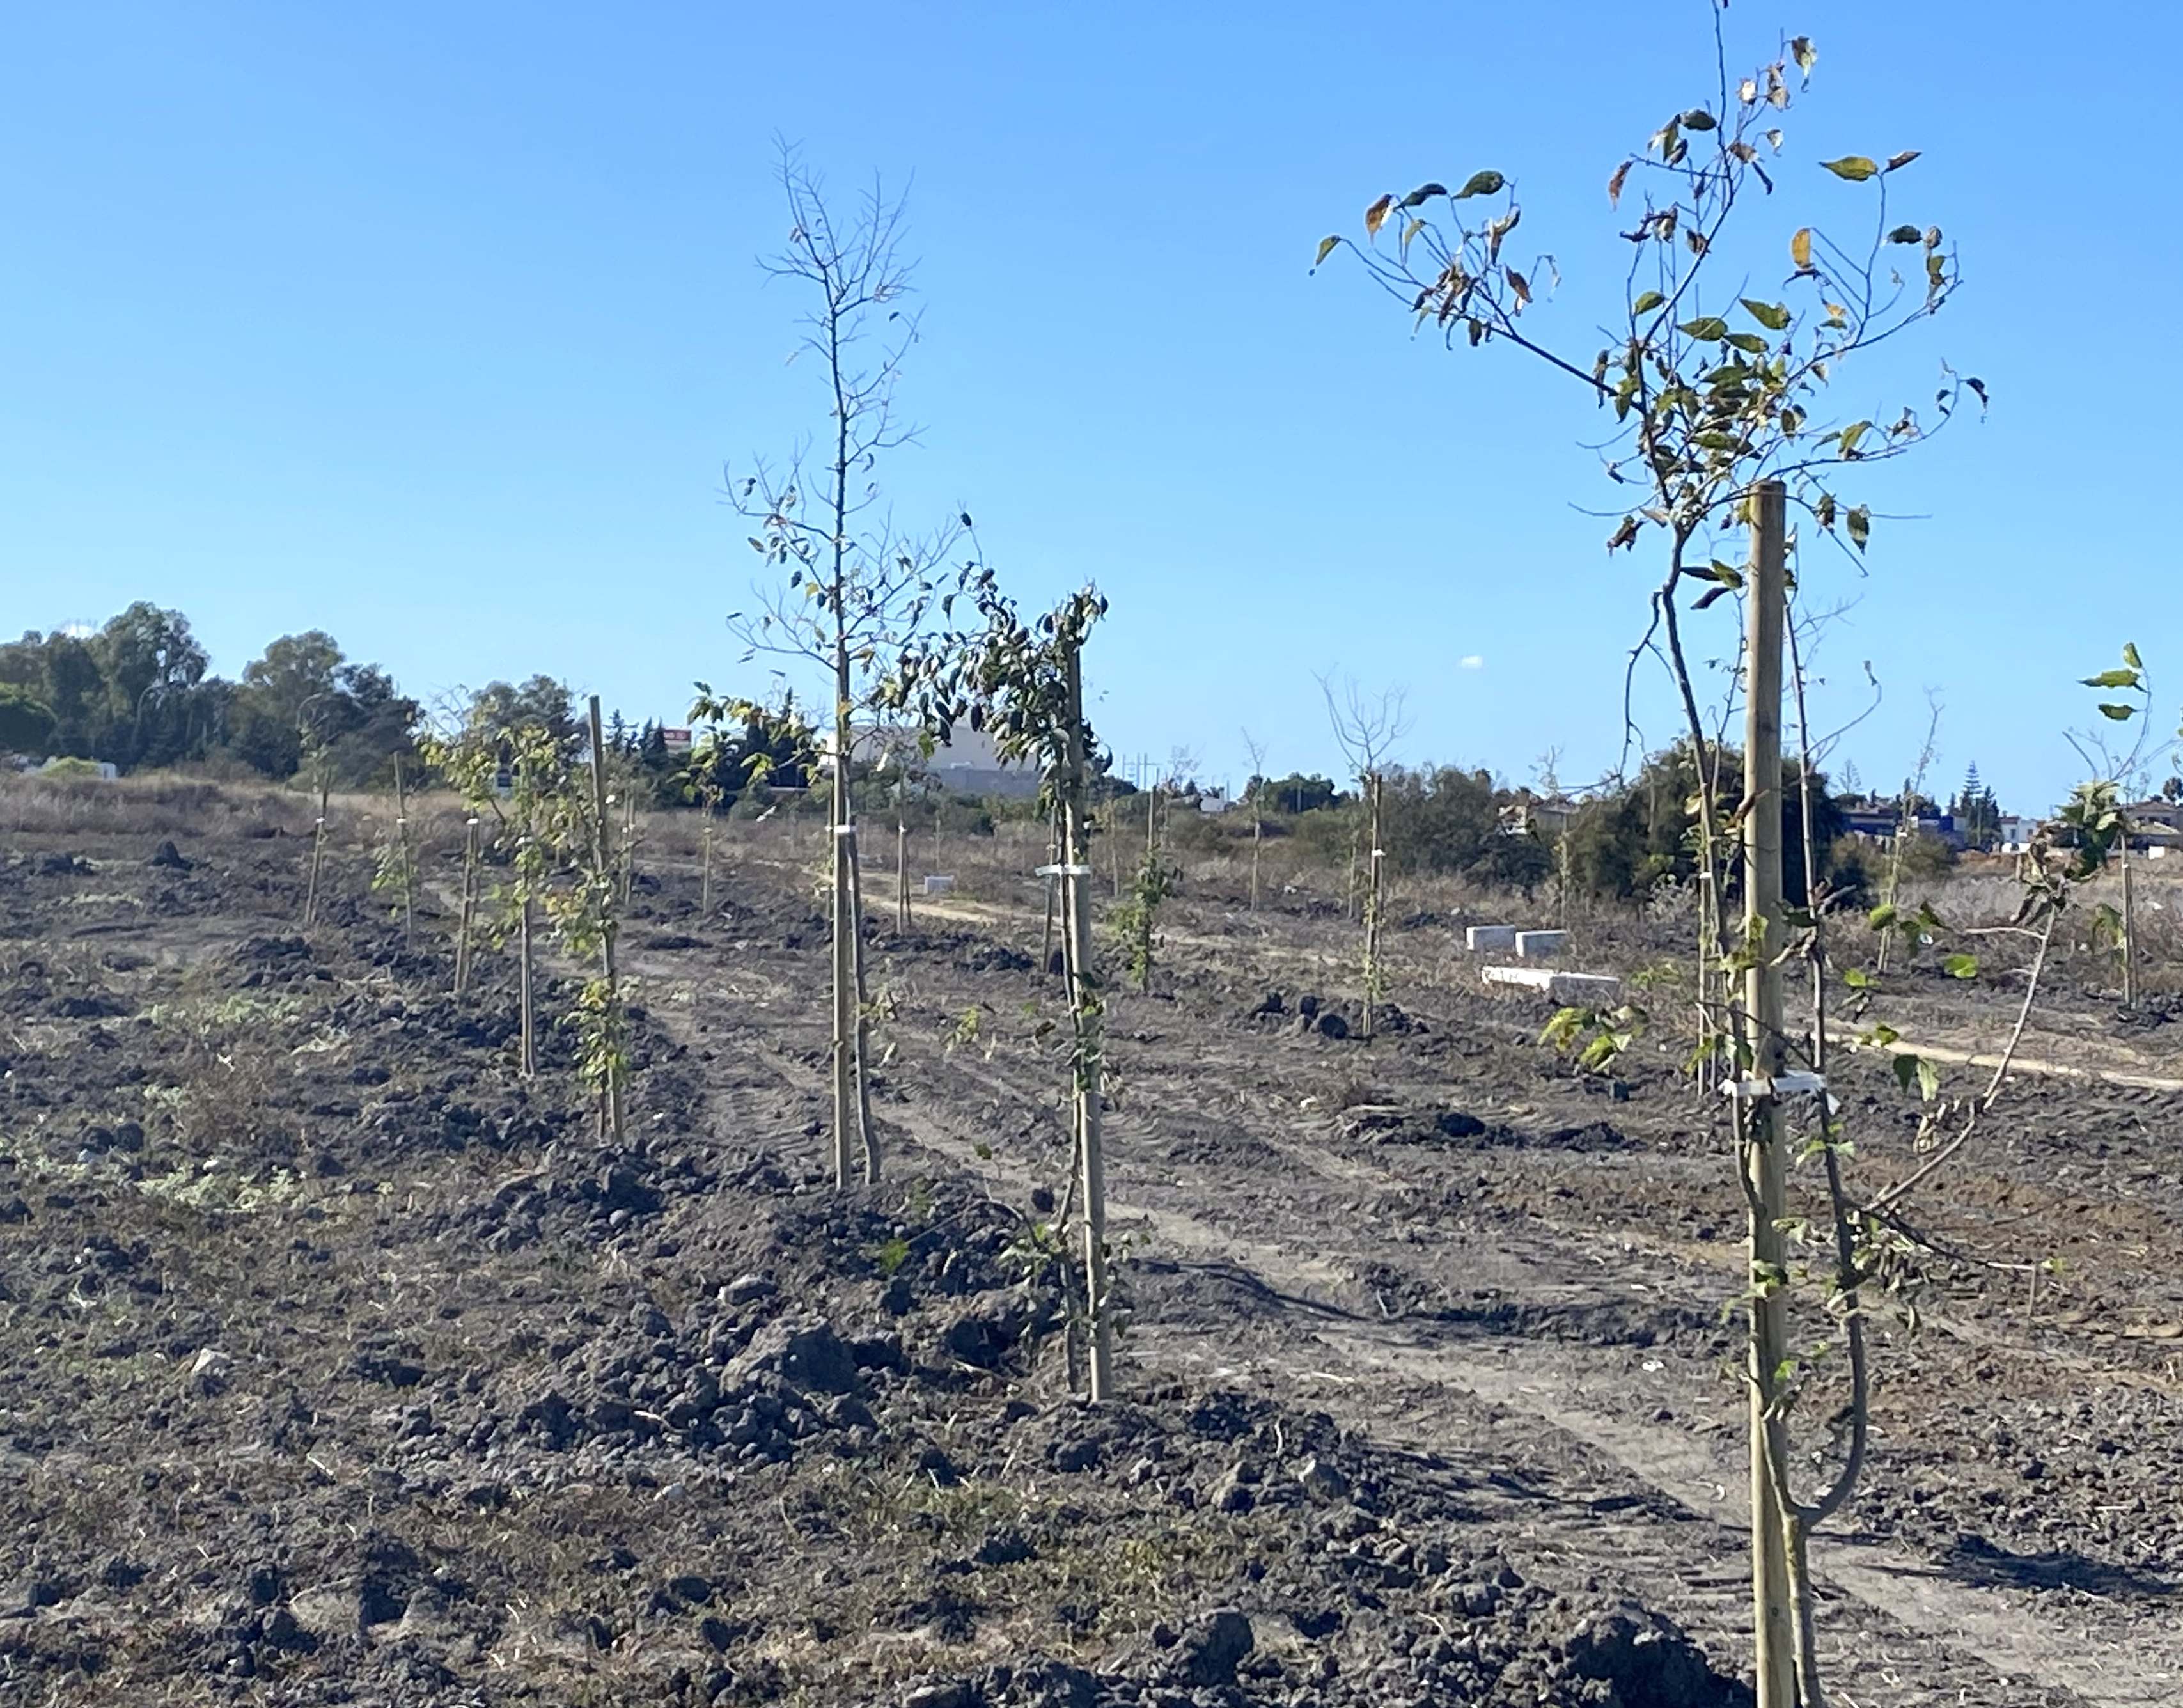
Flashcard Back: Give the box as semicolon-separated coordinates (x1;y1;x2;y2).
623;926;2173;1708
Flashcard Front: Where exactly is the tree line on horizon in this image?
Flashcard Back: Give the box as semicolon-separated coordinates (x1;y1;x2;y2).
0;602;806;808
2;601;1888;903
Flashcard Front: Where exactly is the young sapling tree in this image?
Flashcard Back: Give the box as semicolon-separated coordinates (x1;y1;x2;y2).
1873;698;1942;976
2065;645;2159;1006
456;814;481;997
888;576;1119;1399
370;753;419;948
1320;674;1411;1042
1240;728;1269;911
423;709;559;1065
302;763;331;928
696;767;724;920
1109;845;1178;996
721;149;964;1190
542;696;632;1143
1322;13;1978;1083
1322;13;1984;1696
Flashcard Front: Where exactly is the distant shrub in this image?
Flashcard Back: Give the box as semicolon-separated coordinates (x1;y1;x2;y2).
1896;831;1959;881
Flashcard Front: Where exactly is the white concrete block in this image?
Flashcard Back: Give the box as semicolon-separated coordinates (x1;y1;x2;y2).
1481;966;1622;1005
1466;925;1519;952
922;874;956;895
1514;930;1569;959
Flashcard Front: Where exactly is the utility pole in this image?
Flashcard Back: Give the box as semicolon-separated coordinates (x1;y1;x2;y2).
1740;479;1795;1708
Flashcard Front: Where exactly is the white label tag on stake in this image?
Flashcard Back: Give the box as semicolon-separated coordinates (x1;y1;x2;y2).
1721;1071;1828;1098
1036;864;1095;877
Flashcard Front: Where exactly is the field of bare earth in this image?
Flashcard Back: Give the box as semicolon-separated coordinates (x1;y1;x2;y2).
4;781;2179;1707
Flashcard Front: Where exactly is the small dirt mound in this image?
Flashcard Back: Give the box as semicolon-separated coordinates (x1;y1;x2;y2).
1559;1601;1752;1707
957;942;1033;974
148;840;192;871
49;992;132;1021
1546;1119;1632;1151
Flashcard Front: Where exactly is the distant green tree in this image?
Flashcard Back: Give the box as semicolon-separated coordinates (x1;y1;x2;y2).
1565;744;1841;905
683;687;816;810
1379;764;1553;889
1950;761;2001;850
0;684;57;757
1253;772;1342;815
466;677;581;758
229;631;345;776
90;603;213;768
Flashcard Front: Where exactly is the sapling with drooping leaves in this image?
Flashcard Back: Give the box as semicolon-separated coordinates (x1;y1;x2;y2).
423;713;570;1079
886;573;1119;1400
1323;19;1981;1698
1322;10;1978;1089
2063;645;2162;1007
1108;847;1178;996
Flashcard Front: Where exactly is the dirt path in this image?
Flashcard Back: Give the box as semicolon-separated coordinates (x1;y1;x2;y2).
620;901;2183;1708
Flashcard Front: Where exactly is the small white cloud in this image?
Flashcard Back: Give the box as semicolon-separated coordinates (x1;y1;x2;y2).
1459;655;1485;670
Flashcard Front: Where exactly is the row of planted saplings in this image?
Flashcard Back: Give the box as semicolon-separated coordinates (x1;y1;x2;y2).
296;698;641;1143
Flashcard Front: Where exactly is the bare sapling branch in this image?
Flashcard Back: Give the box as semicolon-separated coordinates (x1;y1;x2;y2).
717;146;969;1190
1320;673;1412;1041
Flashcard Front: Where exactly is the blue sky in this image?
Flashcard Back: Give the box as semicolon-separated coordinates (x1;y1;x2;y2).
3;3;2171;810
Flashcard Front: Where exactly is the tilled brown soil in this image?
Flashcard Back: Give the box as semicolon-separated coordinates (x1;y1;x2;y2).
2;812;2177;1706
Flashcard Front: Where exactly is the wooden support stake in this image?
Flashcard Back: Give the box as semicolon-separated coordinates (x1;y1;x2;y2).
303;776;329;926
455;817;479;998
393;754;416;947
897;813;912;934
587;697;624;1143
1741;478;1796;1708
1063;645;1112;1401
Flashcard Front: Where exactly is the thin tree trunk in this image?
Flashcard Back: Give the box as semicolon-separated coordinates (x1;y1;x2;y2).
304;778;329;926
621;782;637;909
897;813;911;934
1062;646;1112;1401
1363;772;1383;1041
1787;616;1866;1708
830;704;856;1191
1250;811;1262;912
519;897;536;1079
455;816;479;998
701;813;714;917
1040;808;1060;978
1785;1518;1827;1708
1740;480;1796;1708
846;820;880;1184
1656;535;1729;1092
393;755;416;947
587;698;625;1145
2120;835;2136;1007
